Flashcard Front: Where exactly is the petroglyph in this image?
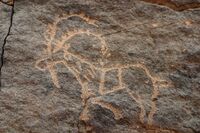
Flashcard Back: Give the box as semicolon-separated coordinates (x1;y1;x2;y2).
91;98;123;120
36;12;172;128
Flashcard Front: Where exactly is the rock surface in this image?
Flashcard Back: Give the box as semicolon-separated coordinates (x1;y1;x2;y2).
0;1;12;72
0;0;200;133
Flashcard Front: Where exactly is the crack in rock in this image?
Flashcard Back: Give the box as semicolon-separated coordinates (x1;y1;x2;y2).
0;0;15;88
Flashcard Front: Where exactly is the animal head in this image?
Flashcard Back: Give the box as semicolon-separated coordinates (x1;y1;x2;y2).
36;12;110;87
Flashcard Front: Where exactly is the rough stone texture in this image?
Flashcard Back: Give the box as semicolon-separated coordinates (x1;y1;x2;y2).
0;1;12;68
0;0;200;133
1;0;13;6
141;0;200;11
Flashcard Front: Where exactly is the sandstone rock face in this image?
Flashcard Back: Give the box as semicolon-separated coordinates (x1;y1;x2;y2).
0;0;200;133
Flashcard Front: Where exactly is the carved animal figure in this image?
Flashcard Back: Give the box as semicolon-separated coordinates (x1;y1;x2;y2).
35;13;171;127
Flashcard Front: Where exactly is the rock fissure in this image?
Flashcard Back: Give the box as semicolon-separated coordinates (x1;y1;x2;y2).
0;0;15;87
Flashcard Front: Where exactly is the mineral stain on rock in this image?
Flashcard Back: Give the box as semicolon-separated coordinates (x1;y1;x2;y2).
0;0;200;133
140;0;200;11
0;0;13;6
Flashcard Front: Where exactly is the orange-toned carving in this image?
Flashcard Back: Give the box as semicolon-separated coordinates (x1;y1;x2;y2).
36;12;171;127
